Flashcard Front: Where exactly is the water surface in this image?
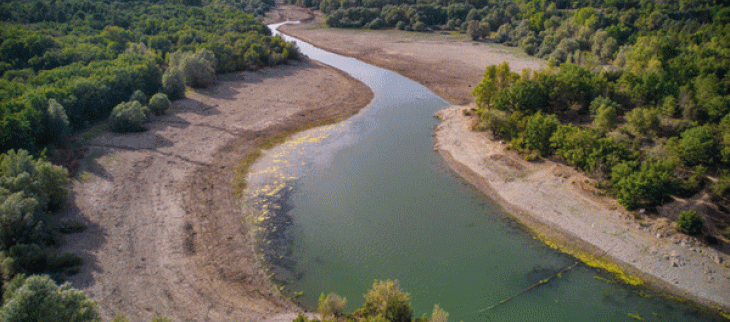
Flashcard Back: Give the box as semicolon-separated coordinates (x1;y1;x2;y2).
242;22;723;321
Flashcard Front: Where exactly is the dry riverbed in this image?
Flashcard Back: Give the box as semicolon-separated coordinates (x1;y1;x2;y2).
62;60;372;321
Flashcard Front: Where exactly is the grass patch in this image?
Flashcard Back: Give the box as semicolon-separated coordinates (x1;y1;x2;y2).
78;123;109;141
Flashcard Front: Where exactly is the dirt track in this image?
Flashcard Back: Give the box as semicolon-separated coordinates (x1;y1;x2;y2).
62;60;372;321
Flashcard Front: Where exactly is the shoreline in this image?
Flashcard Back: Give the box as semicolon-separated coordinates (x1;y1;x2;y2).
272;10;730;315
63;58;373;321
434;105;730;314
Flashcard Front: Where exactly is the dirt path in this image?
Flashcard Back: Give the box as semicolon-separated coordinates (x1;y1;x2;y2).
62;60;372;321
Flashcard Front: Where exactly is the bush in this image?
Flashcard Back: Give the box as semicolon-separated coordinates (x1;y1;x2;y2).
611;160;675;210
129;90;147;105
317;292;347;318
148;93;171;116
0;274;101;322
357;280;412;322
625;107;659;135
109;101;150;133
676;210;704;235
524;111;559;156
162;68;186;101
592;104;618;132
169;49;217;88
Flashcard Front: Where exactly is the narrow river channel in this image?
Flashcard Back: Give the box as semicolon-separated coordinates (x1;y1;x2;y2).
242;22;723;321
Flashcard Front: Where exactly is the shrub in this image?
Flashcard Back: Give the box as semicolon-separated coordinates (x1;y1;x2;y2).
710;173;730;203
317;292;347;318
524;111;559;156
358;280;412;322
625;107;659;135
148;93;171;116
169;49;217;88
109;101;150;133
430;304;449;322
0;274;101;322
676;210;704;235
611;160;675;210
128;90;147;105
162;68;186;100
592;104;618;132
665;125;718;166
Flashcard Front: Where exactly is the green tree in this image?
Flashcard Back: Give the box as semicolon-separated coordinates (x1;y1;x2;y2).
592;104;618;132
357;280;412;322
611;160;675;210
45;99;70;142
318;292;347;318
0;274;101;322
472;62;519;110
109;101;150;133
676;210;704;236
148;93;171;116
625;107;659;136
524;111;559;156
162;68;185;101
169;49;217;88
665;125;718;166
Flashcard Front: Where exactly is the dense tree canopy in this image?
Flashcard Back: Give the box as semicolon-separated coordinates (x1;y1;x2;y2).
0;0;300;153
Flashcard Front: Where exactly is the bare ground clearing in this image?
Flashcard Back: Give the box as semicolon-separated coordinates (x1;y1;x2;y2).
61;60;372;321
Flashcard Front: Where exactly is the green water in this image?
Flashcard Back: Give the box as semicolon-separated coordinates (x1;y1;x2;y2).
249;22;725;321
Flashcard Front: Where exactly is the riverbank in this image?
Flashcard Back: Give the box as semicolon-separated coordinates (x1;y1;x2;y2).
434;105;730;314
61;59;373;321
276;10;730;315
278;14;543;105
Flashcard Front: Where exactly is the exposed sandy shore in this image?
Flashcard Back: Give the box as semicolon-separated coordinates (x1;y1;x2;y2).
279;15;543;105
278;10;730;316
434;105;730;313
62;60;372;321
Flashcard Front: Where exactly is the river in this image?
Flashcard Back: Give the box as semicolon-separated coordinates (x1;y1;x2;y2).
241;22;723;321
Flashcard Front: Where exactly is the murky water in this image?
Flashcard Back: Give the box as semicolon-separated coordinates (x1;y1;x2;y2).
241;22;724;321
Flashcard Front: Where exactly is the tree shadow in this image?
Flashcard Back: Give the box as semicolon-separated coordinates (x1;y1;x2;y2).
57;189;107;289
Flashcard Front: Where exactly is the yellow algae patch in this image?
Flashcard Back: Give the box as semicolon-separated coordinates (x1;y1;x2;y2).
532;230;643;286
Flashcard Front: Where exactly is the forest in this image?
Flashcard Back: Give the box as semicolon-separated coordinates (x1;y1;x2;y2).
0;0;301;319
288;0;730;241
0;0;299;153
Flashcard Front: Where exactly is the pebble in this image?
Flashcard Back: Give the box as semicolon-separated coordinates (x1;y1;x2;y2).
715;255;724;264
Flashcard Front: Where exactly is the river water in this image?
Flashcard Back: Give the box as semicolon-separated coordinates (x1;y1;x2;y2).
242;22;723;321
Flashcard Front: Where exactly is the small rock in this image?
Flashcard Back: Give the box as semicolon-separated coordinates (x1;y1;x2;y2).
671;260;679;267
715;255;724;264
656;233;663;238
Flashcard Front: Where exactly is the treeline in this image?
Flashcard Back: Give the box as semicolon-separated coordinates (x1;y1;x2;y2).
0;0;300;153
473;60;730;215
288;0;719;65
